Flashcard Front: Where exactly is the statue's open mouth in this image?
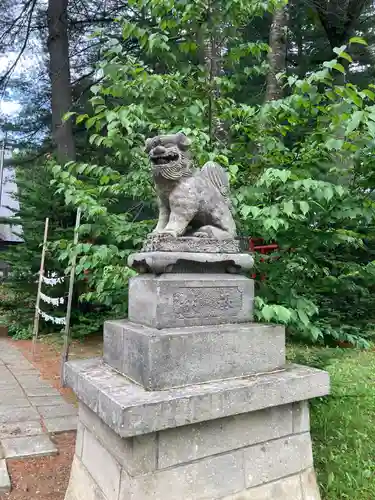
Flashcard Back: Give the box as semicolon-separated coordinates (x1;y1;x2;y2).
151;153;179;166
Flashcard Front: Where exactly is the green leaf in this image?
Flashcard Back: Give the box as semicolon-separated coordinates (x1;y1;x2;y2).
297;309;310;326
346;110;364;135
333;45;347;56
63;112;76;121
299;201;309;215
91;85;101;95
86;117;97;130
332;63;346;74
262;305;274;322
349;37;368;46
250;207;261;218
335;185;345;197
274;306;292;324
229;164;239;177
325;138;344;151
283;200;294;216
76;114;89;125
241;206;251;218
278;170;291;183
346;88;363;107
367;120;375;138
339;52;353;63
323;186;334;202
362;89;375;100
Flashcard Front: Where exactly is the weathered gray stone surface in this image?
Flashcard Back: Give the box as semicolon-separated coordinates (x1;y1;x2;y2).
244;433;313;488
44;416;78;433
79;403;156;475
128;250;254;274
142;235;241;253
104;320;285;390
65;456;107;500
66;400;322;500
2;435;58;459
0;397;30;409
0;421;44;439
75;422;84;459
24;387;61;397
29;395;68;407
0;339;78;467
0;407;40;423
146;132;236;240
130;450;245;499
82;427;122;499
14;375;52;388
0;380;20;390
221;468;321;500
128;274;254;329
157;405;293;468
300;467;322;497
37;404;77;419
0;459;10;493
221;473;304;500
293;400;310;433
64;359;329;438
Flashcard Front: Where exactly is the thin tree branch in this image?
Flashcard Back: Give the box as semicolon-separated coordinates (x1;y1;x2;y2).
0;0;38;92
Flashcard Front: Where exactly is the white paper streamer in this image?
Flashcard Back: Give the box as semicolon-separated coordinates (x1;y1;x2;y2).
37;308;66;325
40;292;65;307
41;274;65;286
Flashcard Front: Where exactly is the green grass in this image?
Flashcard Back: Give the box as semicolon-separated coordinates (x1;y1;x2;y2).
287;346;375;500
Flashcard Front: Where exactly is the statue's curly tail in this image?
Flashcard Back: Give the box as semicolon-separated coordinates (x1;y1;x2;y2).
200;161;230;202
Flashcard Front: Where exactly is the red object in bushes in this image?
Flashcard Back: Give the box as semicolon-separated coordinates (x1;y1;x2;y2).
249;238;279;280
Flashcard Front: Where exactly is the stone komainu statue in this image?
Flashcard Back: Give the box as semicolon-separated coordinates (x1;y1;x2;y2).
146;132;237;240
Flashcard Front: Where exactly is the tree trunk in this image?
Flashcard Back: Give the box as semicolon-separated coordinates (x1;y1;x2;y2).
197;21;224;144
47;0;76;163
313;0;369;50
265;6;288;101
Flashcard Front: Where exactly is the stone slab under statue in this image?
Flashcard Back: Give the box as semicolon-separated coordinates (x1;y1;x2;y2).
64;132;329;500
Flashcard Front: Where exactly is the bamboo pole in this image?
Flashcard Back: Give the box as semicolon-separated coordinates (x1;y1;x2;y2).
32;217;49;359
60;207;81;387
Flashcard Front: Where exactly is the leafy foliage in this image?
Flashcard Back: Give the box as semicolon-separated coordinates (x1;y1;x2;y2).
0;162;75;336
2;1;375;347
50;0;281;314
231;46;375;345
51;19;375;346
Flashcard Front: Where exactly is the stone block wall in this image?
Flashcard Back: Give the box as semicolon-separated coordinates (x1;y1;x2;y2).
65;401;321;500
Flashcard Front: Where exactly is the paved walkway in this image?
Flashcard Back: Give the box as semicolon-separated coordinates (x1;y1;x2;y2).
0;340;77;493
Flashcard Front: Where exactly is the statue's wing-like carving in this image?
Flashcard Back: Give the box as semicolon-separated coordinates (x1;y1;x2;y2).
200;161;230;200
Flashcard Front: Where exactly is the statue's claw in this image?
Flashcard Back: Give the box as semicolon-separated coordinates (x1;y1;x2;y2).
158;230;178;238
193;231;210;238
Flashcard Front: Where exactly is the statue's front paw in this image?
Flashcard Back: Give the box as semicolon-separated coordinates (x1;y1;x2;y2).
193;231;209;238
159;229;178;238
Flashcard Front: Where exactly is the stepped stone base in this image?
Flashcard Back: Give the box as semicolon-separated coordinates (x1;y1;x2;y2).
65;401;322;500
65;236;328;500
103;320;285;390
64;359;328;500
